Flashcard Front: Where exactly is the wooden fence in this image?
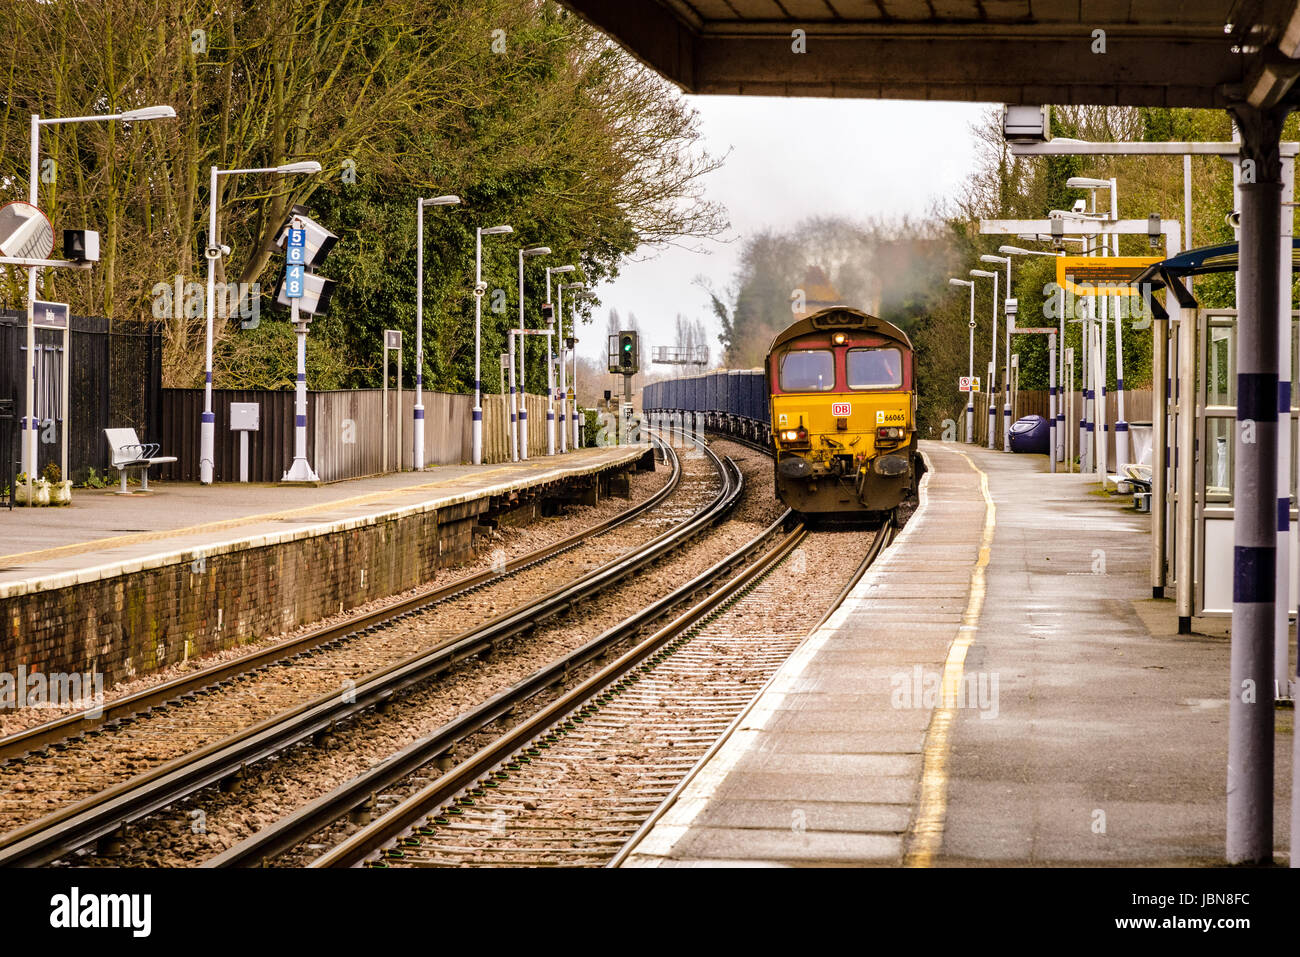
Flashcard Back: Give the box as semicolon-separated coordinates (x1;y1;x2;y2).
160;388;554;483
967;388;1153;461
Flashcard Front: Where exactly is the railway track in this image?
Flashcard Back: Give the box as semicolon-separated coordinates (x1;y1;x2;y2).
293;517;890;868
0;443;682;767
0;431;744;867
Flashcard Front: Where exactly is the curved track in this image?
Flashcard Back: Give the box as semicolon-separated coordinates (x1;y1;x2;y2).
0;433;741;867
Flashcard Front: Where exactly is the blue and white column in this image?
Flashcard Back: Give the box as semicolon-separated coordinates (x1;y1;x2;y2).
1227;116;1280;865
282;299;319;482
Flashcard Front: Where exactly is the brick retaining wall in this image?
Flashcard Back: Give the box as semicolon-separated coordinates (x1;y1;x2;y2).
1;457;647;688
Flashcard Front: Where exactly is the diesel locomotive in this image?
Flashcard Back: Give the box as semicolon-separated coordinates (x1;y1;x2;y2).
643;306;918;518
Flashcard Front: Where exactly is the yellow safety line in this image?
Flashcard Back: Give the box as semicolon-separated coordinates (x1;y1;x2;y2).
904;450;995;867
0;467;515;567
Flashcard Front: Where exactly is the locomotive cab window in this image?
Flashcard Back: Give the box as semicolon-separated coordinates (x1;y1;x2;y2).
846;347;902;390
779;349;835;391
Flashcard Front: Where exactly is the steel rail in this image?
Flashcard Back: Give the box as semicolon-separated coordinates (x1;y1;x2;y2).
310;510;805;868
207;501;790;866
0;433;735;867
605;520;893;868
0;441;680;765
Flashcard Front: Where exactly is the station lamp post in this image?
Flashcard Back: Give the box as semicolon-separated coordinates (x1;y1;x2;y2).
1066;176;1130;470
413;195;462;470
515;245;551;461
472;223;513;465
969;268;1000;450
999;245;1066;464
199;160;322;485
23;105;176;481
948;277;976;443
558;281;587;452
545;264;577;450
981;253;1014;452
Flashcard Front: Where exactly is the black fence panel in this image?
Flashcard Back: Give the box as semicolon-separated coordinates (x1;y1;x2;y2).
0;316;15;504
0;311;162;484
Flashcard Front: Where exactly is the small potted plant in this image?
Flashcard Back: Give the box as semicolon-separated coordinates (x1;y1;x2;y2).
43;462;72;505
14;472;31;507
16;471;50;506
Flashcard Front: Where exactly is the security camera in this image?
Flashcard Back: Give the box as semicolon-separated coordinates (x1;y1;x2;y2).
1226;210;1241;229
1002;105;1051;145
1072;198;1087;214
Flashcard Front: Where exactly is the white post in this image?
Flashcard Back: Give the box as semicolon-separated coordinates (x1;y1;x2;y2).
282;296;318;482
1058;285;1066;462
1098;303;1109;483
1081;296;1092;472
967;284;975;443
1048;332;1057;473
1280;154;1295;699
201;164;218;484
510;250;521;462
545;279;555;457
22;114;40;485
988;271;998;449
1002;259;1012;452
518;317;529;463
1114;289;1129;467
414;200;427;470
553;269;567;454
1111;179;1129;470
572;338;581;448
472;228;483;466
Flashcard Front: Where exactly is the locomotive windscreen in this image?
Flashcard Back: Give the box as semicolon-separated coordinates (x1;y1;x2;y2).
779;350;834;391
847;348;902;389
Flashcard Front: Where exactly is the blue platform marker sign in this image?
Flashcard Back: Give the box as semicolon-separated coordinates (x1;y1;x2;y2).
285;263;304;299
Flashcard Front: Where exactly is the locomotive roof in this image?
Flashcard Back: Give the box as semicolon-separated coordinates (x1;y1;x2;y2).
768;307;912;354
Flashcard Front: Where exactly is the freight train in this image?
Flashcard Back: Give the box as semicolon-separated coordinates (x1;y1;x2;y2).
643;306;918;518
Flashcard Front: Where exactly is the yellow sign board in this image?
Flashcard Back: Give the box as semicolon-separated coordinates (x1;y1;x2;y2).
1056;256;1161;295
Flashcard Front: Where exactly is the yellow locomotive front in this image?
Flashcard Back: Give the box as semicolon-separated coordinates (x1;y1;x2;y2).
767;307;917;516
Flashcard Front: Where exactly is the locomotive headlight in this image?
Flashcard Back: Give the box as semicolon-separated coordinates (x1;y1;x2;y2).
876;426;904;440
832;332;847;345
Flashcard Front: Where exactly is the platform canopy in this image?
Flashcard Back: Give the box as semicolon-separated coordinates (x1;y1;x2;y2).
1131;238;1300;317
561;1;1300;109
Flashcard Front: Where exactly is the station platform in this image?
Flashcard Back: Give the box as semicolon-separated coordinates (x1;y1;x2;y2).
0;445;650;686
621;441;1295;867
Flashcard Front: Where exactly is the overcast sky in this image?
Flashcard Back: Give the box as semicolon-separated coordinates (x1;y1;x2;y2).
583;96;993;364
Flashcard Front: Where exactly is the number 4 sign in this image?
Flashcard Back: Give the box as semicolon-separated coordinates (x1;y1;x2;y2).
285;226;306;298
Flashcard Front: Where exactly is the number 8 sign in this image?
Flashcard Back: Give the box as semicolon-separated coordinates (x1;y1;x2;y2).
286;263;304;299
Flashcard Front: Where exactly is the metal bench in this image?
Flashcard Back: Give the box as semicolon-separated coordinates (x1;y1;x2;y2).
104;427;177;494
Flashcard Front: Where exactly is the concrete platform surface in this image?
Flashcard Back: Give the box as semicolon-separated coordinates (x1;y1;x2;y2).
0;445;646;598
621;442;1294;867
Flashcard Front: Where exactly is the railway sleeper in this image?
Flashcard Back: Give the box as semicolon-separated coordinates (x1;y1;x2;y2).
96;825;128;857
349;795;376;825
220;766;247;793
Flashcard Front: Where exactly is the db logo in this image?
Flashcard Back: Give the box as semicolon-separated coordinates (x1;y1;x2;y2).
831;402;851;417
